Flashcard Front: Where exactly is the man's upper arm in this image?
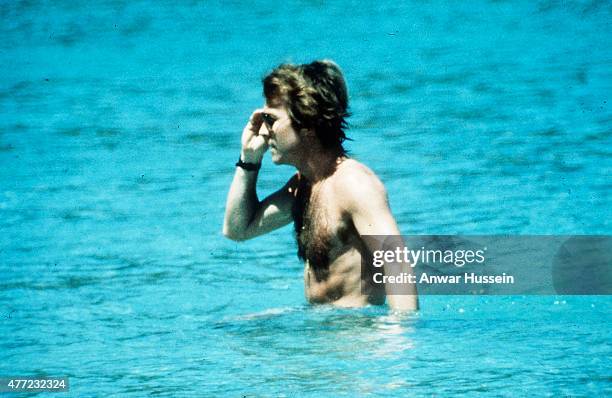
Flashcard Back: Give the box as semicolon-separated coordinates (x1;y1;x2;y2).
337;165;418;310
240;174;297;240
337;167;399;236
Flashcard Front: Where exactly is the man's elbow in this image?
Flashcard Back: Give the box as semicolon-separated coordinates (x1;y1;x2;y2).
222;225;247;242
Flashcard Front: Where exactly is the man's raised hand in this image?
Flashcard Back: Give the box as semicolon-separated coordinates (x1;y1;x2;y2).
240;109;269;163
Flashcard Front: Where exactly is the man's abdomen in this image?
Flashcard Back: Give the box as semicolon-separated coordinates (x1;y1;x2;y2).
304;248;385;306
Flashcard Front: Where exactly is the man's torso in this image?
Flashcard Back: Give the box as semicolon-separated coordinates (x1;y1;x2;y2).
294;160;385;306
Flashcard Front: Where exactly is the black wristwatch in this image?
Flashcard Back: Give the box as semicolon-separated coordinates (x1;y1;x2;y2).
236;156;261;172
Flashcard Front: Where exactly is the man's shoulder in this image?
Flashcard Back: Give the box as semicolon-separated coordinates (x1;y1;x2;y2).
333;158;385;188
331;159;387;207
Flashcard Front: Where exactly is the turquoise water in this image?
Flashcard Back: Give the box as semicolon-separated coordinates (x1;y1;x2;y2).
1;1;610;396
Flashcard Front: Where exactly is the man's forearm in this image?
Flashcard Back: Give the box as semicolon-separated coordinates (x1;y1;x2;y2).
380;236;419;311
223;167;259;240
384;261;419;311
387;293;419;311
224;108;268;240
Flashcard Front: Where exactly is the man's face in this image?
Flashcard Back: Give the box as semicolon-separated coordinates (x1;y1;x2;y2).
260;102;302;165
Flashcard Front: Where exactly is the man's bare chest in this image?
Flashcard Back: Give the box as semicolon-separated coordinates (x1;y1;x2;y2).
298;185;355;273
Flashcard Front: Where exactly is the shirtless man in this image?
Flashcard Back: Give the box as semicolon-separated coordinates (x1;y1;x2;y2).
223;60;418;311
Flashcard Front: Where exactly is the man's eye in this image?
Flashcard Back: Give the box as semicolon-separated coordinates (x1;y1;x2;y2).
263;113;277;128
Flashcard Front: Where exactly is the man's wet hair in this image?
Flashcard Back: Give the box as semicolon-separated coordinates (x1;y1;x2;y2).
262;60;351;154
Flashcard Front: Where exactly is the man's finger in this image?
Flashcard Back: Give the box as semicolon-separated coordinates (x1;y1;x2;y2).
249;108;264;124
249;135;268;151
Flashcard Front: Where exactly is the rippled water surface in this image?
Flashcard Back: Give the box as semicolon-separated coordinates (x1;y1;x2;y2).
1;1;610;396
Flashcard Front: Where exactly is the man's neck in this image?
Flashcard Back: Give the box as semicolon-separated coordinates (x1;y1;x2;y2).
294;144;344;183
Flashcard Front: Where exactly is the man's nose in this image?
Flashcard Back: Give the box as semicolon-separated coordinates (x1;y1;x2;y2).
258;123;270;138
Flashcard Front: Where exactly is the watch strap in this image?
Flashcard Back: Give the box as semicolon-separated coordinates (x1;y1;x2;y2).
236;156;261;171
